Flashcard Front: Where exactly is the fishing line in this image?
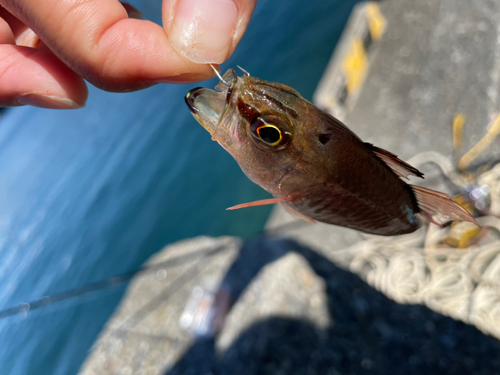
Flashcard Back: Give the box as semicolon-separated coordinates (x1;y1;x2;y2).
0;219;308;320
0;244;229;320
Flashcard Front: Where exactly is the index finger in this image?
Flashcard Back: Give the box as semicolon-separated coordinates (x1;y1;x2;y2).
1;0;215;91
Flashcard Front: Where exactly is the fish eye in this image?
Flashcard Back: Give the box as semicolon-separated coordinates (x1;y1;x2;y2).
256;125;281;145
249;115;292;149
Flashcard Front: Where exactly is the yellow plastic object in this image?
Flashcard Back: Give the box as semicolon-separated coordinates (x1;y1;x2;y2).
458;113;500;171
366;2;387;41
452;113;465;154
342;39;368;94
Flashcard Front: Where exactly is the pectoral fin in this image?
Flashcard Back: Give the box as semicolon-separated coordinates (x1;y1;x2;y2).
282;203;316;224
365;143;424;179
226;197;292;210
411;185;479;227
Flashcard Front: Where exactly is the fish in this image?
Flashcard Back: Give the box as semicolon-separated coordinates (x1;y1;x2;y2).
185;68;478;236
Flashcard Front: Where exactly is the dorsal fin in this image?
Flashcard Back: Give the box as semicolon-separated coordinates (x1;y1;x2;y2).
364;143;424;180
411;185;479;227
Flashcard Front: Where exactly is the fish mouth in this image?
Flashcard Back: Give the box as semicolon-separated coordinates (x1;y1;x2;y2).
185;69;238;136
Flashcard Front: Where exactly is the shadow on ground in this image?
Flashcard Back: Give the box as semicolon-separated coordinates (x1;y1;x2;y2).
166;237;500;375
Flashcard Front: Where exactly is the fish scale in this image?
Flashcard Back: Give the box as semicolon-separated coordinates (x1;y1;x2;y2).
291;185;415;235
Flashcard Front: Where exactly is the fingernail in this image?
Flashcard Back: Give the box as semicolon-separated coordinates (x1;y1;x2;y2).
170;0;238;64
16;29;41;48
17;94;83;109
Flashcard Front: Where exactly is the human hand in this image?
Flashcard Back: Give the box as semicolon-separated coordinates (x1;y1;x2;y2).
0;0;257;109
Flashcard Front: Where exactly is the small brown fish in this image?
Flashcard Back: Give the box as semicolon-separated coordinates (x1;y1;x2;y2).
185;68;478;236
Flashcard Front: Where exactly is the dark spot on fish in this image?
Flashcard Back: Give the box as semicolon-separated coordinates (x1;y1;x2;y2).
237;98;260;122
318;134;332;145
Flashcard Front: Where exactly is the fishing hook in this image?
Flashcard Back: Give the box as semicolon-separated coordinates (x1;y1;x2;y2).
209;64;231;87
237;65;251;76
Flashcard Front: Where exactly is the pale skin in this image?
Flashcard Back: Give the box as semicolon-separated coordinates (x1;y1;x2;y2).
0;0;257;109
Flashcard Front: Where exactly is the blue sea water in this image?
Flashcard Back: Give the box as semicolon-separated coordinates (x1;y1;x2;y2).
0;0;358;373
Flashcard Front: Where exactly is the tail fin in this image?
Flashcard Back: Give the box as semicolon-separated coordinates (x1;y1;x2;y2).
411;185;479;227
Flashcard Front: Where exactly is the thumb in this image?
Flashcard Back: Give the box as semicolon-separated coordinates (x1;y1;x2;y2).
164;0;257;64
